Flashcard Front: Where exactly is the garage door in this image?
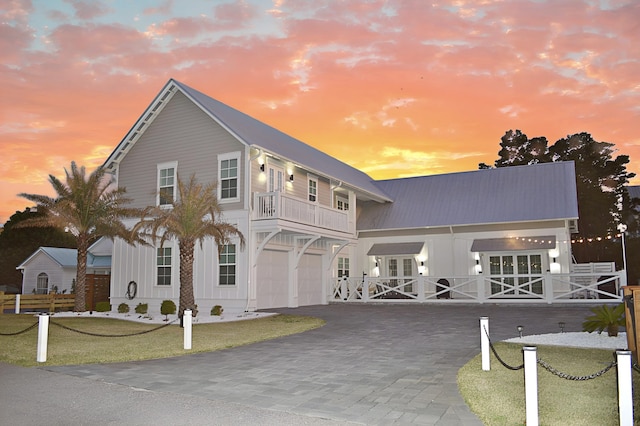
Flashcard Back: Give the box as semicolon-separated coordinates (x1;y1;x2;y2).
298;253;323;306
256;250;288;309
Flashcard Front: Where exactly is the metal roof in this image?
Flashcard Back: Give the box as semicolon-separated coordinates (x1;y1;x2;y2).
17;241;112;270
470;236;556;252
628;185;640;200
367;242;425;256
173;80;392;202
357;161;579;231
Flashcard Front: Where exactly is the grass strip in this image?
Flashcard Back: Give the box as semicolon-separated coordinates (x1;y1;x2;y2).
458;342;640;426
0;313;324;367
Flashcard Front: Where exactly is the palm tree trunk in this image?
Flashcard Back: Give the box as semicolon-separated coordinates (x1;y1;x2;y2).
74;233;89;312
178;238;196;318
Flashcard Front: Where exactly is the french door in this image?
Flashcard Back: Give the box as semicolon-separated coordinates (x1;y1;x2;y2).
488;253;543;296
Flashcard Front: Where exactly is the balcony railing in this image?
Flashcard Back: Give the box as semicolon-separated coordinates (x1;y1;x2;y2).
253;192;351;233
331;272;625;304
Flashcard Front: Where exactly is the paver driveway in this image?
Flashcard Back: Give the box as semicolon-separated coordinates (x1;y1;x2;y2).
42;304;594;425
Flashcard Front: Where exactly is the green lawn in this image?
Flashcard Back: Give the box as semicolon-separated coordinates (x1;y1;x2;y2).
0;313;324;367
458;342;640;426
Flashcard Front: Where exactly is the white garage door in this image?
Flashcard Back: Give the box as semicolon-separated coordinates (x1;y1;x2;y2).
298;253;323;306
256;250;289;309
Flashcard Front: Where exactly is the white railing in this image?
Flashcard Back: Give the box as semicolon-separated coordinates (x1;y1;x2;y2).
253;192;350;232
331;271;625;304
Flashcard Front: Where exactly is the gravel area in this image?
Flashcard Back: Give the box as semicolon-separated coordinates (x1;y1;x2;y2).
504;331;629;350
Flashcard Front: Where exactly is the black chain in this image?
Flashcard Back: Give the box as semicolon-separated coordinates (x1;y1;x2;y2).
483;325;525;370
633;362;640;374
537;358;616;380
0;321;39;336
50;318;179;337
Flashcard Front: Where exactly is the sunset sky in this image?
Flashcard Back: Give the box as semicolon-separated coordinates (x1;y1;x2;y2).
1;0;639;225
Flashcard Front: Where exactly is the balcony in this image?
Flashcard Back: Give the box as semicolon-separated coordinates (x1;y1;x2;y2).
253;192;352;233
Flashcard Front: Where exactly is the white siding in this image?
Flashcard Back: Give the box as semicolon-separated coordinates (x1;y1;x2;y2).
21;254;75;295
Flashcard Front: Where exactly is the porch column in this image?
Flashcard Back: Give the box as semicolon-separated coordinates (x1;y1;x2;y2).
476;275;485;303
417;275;425;302
288;249;299;308
544;272;554;304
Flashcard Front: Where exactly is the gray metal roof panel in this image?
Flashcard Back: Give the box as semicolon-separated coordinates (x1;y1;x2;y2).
173;80;392;202
470;236;556;252
40;247;78;268
357;161;579;231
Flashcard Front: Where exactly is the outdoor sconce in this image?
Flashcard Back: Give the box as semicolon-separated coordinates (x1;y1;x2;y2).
558;322;565;333
289;174;294;181
517;325;524;338
375;262;378;267
259;164;265;172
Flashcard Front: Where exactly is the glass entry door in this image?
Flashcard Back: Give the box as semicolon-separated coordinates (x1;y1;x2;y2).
388;257;415;293
488;253;543;296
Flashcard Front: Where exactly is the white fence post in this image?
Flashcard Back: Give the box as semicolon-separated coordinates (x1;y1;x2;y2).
183;309;192;350
15;294;20;314
36;313;50;363
477;276;485;303
362;276;369;302
523;346;539;426
616;350;633;425
340;278;348;301
418;275;425;302
480;316;490;371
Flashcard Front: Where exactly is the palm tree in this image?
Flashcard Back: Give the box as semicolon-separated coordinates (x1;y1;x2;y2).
133;174;245;318
18;162;144;311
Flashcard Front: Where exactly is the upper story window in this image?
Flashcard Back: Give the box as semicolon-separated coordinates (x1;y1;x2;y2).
157;162;177;207
218;152;240;202
336;195;349;211
308;175;318;203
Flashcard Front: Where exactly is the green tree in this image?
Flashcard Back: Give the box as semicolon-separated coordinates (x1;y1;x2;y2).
17;162;144;311
0;208;77;292
480;130;637;239
132;174;245;318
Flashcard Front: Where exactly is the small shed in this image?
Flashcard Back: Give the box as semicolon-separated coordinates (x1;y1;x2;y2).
17;238;113;309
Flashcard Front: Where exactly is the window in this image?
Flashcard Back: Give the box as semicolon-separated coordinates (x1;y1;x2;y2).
336;195;349;211
219;152;240;201
337;257;350;278
308;176;318;202
489;253;543;296
219;244;236;286
37;273;48;294
157;247;172;285
157;162;177;206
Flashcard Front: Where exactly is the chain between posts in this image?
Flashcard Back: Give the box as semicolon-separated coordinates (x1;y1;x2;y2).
49;317;180;337
0;321;39;336
483;325;621;380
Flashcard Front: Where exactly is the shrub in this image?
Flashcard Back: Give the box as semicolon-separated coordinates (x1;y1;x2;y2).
160;300;176;321
211;305;223;316
582;303;625;336
118;303;130;314
95;301;111;312
135;303;148;314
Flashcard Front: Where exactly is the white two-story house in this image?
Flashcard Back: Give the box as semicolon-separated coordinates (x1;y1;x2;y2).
104;79;619;315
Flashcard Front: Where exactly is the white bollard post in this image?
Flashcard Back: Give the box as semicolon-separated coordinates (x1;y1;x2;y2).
15;294;20;314
36;313;50;363
616;350;633;426
523;346;539;426
183;309;192;350
480;316;490;371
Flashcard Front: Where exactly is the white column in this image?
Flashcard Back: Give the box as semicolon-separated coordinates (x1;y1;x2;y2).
616;350;633;426
480;316;490;371
37;314;50;363
523;346;539;426
183;309;192;350
15;294;20;314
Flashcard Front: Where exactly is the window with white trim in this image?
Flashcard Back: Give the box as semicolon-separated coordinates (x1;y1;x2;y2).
336;195;349;211
37;273;49;294
157;247;172;286
218;152;240;202
308;176;318;202
219;244;236;286
157;162;177;207
337;257;350;278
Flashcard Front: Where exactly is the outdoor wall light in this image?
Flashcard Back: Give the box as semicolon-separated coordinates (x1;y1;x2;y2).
517;325;524;338
259;163;265;172
289;174;294;181
558;322;565;333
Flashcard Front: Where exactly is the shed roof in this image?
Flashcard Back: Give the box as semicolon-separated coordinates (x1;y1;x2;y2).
357;161;579;231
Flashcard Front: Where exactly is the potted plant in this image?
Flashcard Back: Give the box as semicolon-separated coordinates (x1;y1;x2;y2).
582;303;625;336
